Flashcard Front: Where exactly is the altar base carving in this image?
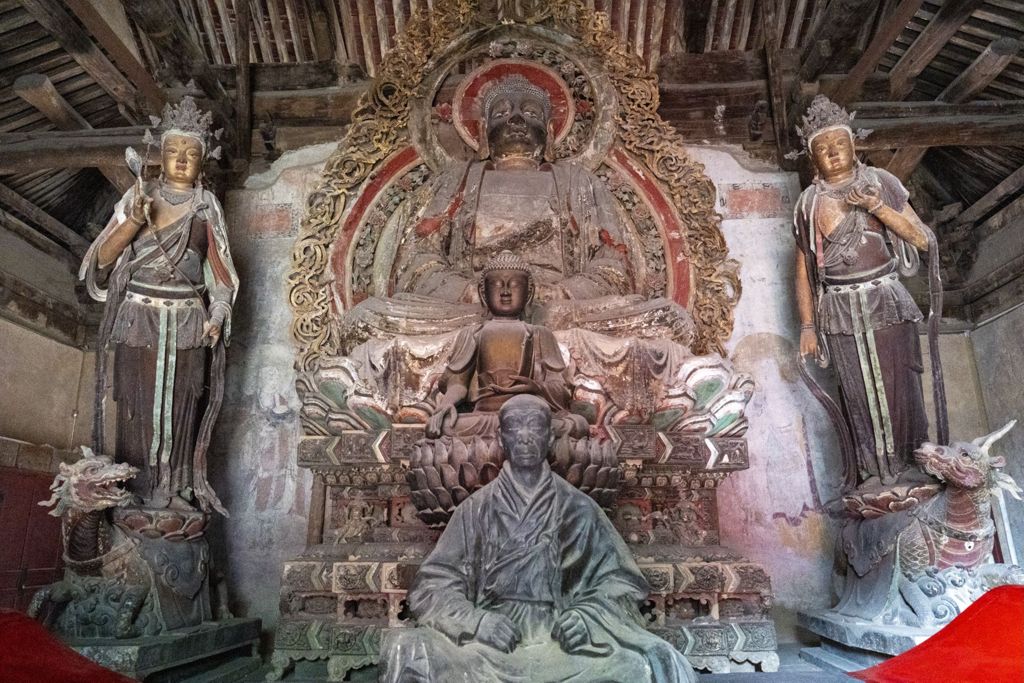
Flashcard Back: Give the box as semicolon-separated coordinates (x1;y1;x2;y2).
274;423;778;678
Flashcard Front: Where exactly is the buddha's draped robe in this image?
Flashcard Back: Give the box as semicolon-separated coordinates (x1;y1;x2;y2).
380;462;696;683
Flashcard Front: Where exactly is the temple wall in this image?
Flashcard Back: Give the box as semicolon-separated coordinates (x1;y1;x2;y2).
970;304;1024;562
0;317;93;450
208;142;996;645
207;145;335;633
690;148;841;640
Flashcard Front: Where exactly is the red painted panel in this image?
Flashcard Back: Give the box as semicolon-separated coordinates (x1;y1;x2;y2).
0;468;62;612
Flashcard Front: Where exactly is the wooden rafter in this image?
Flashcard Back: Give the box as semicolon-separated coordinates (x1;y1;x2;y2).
13;73;135;191
836;0;924;104
20;0;140;119
887;0;985;99
885;37;1021;180
955;163;1024;227
798;0;878;83
124;0;235;142
62;0;166;112
0;182;90;257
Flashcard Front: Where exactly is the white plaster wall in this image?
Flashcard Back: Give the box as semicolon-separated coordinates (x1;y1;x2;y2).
970;304;1024;562
689;148;843;639
0;317;93;449
208;145;336;632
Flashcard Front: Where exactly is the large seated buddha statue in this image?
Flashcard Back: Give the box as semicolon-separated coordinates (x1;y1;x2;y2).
335;74;695;351
312;72;749;441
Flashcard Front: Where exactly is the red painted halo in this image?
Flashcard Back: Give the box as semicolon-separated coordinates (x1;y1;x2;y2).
452;59;575;150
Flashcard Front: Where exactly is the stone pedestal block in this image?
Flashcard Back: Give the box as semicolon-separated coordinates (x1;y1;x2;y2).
68;618;261;682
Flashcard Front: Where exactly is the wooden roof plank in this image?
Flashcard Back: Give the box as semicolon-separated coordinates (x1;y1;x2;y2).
63;0;166;112
21;0;139;118
0;181;89;256
888;0;986;98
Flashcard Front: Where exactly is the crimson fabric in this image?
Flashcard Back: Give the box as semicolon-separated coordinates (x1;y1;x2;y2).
850;585;1024;683
0;610;137;683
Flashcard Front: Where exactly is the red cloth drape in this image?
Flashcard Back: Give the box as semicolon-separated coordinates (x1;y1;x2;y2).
0;610;137;683
850;585;1024;683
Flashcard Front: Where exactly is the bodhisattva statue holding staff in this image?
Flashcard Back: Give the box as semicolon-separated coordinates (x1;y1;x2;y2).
80;97;238;514
793;95;944;488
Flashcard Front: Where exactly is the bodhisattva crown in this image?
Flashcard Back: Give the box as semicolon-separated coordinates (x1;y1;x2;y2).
795;94;870;150
142;95;223;160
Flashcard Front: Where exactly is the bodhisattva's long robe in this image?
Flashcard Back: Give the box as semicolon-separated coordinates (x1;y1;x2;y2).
380;462;696;683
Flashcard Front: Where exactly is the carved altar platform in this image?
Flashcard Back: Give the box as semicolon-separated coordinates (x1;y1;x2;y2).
275;3;778;678
274;425;777;679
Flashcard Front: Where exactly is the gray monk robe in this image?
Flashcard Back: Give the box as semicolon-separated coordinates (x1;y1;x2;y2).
380;462;695;683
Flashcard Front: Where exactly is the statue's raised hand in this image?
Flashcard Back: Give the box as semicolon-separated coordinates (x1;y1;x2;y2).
844;182;883;213
475;612;520;653
551;609;590;653
128;179;153;227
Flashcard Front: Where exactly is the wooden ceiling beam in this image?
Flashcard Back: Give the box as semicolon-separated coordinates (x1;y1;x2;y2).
937;37;1020;103
0;128;148;174
835;0;924;104
20;0;141;119
0;207;78;271
955;163;1024;227
852;99;1024;118
855;113;1024;150
62;0;166;112
798;0;877;82
13;73;134;191
123;0;235;137
887;0;984;99
0;182;89;257
885;37;1020;180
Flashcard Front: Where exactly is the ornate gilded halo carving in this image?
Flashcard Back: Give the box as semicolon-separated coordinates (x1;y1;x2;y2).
288;1;740;388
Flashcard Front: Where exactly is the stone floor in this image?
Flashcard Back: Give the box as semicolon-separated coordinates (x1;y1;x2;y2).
242;643;855;682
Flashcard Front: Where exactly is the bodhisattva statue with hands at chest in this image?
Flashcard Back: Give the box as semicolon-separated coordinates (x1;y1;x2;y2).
81;97;238;514
793;95;931;487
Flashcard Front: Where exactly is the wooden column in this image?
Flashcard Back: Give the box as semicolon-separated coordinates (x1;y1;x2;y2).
761;0;791;154
235;0;253;165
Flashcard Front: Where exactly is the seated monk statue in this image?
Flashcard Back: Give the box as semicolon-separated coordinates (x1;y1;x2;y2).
426;250;588;441
381;394;696;683
337;73;695;352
